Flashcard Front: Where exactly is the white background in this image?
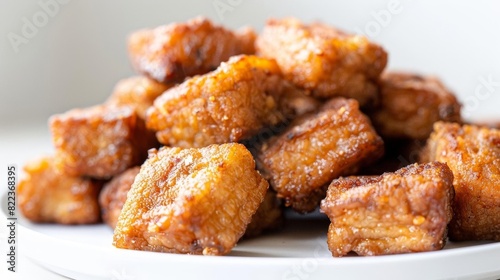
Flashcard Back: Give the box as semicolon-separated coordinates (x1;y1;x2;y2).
1;0;500;124
1;1;500;279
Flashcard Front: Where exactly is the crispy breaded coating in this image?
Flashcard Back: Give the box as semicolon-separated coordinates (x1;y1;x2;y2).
17;156;102;224
98;166;140;229
370;72;462;140
128;17;256;83
113;143;268;255
256;18;387;105
420;122;500;241
106;76;171;120
321;162;454;257
257;98;384;213
244;190;284;238
147;55;297;148
50;105;158;179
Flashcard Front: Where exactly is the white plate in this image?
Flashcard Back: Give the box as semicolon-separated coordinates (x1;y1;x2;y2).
3;195;499;280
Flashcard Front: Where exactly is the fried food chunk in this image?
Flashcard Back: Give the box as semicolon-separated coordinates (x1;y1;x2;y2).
420;122;500;241
128;17;256;83
257;98;384;213
99;166;140;229
321;162;454;257
147;55;297;148
370;72;462;140
244;190;284;238
99;166;277;235
113;143;268;255
50;105;158;179
106;76;171;120
256;18;387;105
17;156;102;224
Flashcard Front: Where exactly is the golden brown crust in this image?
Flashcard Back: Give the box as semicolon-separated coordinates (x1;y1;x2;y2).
98;166;140;229
112;143;268;255
99;166;284;238
257;98;384;213
321;162;454;257
17;156;103;224
420;122;500;241
128;17;256;83
146;55;296;148
370;72;462;140
100;167;282;236
50;104;158;179
106;76;172;120
256;18;387;105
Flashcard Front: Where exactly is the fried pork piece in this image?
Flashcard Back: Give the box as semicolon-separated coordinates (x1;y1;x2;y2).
321;162;454;257
370;72;462;140
113;143;268;255
147;55;301;148
50;105;158;179
99;166;278;236
106;76;171;120
256;18;387;105
99;166;140;229
244;190;284;238
128;16;256;84
257;98;384;213
17;156;102;224
420;122;500;241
